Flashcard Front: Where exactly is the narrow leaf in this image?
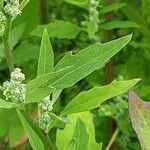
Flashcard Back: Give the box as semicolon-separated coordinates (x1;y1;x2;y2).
128;91;150;150
99;21;140;30
53;34;132;89
17;110;44;150
37;28;54;76
62;79;140;115
100;3;126;14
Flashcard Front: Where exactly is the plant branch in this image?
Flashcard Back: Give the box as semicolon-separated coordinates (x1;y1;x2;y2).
3;16;14;73
106;128;119;150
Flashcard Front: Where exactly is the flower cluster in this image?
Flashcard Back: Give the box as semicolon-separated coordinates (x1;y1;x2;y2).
38;96;53;132
0;11;6;36
4;0;21;16
89;0;100;33
3;68;26;103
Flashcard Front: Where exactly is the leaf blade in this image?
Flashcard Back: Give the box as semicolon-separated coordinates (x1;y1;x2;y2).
37;28;54;76
62;79;140;115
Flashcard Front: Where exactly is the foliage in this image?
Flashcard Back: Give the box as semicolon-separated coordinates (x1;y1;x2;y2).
0;0;149;149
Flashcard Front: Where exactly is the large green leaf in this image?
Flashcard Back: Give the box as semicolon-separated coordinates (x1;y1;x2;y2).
53;34;132;89
128;91;150;150
61;79;140;115
31;20;81;39
26;35;132;103
56;112;100;150
37;28;54;76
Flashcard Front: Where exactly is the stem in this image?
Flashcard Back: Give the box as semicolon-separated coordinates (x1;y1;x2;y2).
40;0;49;24
104;0;114;84
3;16;14;73
106;128;119;150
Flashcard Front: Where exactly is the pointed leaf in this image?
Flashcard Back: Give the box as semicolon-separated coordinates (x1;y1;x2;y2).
62;79;140;115
128;91;150;150
17;110;44;150
37;28;54;76
53;35;132;89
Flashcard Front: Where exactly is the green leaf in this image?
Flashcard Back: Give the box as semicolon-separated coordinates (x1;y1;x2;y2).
53;34;132;89
31;20;81;39
64;0;88;9
37;28;54;76
0;99;18;109
9;115;26;147
26;35;132;103
17;110;44;150
128;91;150;150
121;3;150;41
99;21;140;30
57;112;100;150
20;0;30;10
100;3;126;14
25;87;53;103
68;118;89;150
61;79;140;115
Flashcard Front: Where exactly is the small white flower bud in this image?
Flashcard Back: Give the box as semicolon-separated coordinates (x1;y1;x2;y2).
39;112;51;132
4;0;21;17
0;11;6;36
3;68;26;103
10;68;25;83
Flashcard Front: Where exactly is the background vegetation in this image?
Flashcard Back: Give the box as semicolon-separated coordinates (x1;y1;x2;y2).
0;0;149;149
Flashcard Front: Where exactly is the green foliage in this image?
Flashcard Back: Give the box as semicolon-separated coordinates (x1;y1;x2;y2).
31;20;81;39
61;79;140;115
0;0;148;149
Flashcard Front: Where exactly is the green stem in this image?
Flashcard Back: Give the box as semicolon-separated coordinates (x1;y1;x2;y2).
3;16;14;73
106;128;119;150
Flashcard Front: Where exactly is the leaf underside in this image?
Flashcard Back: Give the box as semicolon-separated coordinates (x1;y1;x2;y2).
128;91;150;150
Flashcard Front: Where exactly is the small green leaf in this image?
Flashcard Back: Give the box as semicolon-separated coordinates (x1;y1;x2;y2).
129;91;150;150
31;20;81;39
62;79;140;115
57;112;100;150
37;28;54;76
64;0;88;9
99;21;140;30
68;118;89;150
100;3;126;14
